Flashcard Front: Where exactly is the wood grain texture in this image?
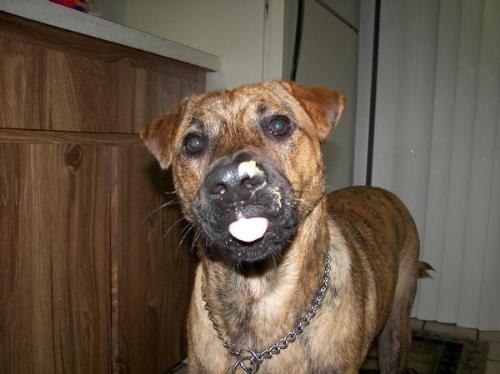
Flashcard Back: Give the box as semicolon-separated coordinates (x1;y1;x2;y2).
0;12;207;78
0;11;206;373
111;145;196;373
0;129;141;145
0;11;206;133
0;143;111;373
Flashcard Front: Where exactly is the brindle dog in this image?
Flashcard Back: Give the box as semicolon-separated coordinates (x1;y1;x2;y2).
141;81;422;373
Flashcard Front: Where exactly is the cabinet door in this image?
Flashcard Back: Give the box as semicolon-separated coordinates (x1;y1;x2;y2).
0;13;204;373
0;139;195;374
111;145;195;373
0;143;111;374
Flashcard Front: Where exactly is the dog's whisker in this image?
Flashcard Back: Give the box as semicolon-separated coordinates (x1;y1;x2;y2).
178;224;195;251
180;221;193;234
271;255;278;271
162;217;185;239
143;200;180;223
190;228;203;254
232;260;240;272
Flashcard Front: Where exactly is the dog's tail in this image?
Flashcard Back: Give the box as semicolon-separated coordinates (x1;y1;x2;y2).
418;261;434;279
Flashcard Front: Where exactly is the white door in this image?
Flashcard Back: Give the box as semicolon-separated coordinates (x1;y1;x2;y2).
290;0;359;192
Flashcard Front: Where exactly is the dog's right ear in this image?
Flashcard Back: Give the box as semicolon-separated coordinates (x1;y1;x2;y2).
140;100;188;169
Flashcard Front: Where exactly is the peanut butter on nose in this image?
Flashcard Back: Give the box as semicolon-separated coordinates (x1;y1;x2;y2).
238;160;264;178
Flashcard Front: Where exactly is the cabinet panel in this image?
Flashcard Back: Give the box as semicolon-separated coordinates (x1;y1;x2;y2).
0;143;111;373
0;11;206;373
111;145;195;373
46;49;115;133
0;12;207;133
0;35;45;131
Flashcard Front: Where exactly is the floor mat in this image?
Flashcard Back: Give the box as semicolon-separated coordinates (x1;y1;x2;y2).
360;330;489;374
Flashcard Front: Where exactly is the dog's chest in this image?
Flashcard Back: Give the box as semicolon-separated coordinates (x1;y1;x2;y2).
191;266;357;373
244;276;295;320
195;307;350;373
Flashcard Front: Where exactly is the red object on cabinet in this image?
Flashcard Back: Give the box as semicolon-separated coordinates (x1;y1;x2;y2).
50;0;76;9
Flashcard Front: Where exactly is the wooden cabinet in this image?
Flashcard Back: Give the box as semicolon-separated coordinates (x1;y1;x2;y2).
0;12;204;373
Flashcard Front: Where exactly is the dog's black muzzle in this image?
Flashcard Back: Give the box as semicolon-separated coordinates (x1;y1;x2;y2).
204;151;267;208
192;150;298;263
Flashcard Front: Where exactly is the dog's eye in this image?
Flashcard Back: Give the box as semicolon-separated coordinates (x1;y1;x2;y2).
183;133;206;155
267;116;293;137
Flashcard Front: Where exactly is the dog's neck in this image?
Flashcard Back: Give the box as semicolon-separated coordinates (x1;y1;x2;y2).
200;198;330;347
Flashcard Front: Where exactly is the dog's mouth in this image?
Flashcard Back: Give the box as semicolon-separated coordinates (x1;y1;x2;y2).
228;216;269;243
195;207;298;263
192;172;298;263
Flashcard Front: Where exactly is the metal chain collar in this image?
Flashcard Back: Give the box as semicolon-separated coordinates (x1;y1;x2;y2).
202;254;332;374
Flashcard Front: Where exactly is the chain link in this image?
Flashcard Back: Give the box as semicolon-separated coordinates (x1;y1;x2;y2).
202;254;332;373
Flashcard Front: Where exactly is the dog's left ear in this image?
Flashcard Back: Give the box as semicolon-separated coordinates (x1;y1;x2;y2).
140;99;188;169
278;81;345;143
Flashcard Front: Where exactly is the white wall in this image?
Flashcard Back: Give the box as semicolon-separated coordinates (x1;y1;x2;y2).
98;0;284;91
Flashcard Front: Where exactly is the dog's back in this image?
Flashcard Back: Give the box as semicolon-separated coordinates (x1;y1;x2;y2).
327;186;420;372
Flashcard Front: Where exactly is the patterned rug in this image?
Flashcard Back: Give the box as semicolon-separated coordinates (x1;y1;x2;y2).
360;330;489;374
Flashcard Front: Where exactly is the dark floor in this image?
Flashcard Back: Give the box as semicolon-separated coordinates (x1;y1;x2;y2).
411;319;500;373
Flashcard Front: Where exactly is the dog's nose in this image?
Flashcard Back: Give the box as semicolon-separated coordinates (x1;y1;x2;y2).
204;152;266;204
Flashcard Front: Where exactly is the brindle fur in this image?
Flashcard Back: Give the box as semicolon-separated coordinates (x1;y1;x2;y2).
141;81;421;373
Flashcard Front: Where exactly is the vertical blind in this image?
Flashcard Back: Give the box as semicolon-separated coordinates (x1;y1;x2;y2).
372;0;500;329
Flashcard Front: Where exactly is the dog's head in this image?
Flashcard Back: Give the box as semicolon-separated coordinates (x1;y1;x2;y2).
141;81;344;263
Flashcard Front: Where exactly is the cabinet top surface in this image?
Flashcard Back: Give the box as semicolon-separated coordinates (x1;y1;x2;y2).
0;0;220;72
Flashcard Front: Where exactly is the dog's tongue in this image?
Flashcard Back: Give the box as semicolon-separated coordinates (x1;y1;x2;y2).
228;217;269;243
